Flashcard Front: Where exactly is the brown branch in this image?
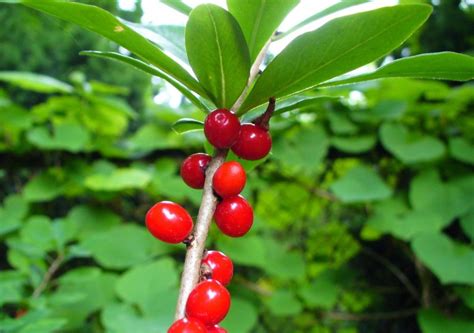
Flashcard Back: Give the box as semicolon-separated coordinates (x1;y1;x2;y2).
32;253;64;298
323;308;419;321
174;36;273;320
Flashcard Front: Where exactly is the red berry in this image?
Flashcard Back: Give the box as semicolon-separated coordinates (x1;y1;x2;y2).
212;161;246;198
207;325;228;333
204;109;241;149
168;317;207;333
202;251;234;286
145;201;193;243
181;153;212;189
231;123;272;160
214;195;253;237
186;280;231;326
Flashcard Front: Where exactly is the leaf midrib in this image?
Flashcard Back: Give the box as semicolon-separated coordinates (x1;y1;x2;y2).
207;5;226;107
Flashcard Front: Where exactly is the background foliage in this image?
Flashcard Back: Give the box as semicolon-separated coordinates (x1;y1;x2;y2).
0;1;473;333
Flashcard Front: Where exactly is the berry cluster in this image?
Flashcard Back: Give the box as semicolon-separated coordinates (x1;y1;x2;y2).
145;108;272;332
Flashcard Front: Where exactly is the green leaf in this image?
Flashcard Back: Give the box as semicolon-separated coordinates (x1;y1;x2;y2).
227;0;299;61
221;298;258;333
84;167;151;191
101;303;166;333
275;0;370;40
22;171;64;202
66;205;121;241
186;4;250;108
240;5;432;112
116;259;178;312
298;271;340;309
49;268;117;329
275;96;339;115
216;235;266;268
160;0;191;16
272;125;329;175
264;239;306;280
460;210;474;241
409;169;471;224
331;135;376;153
265;290;302;316
0;271;26;306
20;0;207;97
412;233;474;284
27;123;90;152
330;165;392;203
319;52;474;87
380;123;445;163
172;118;204;134
20;216;56;253
418;309;474;333
0;71;72;93
0;195;28;236
81;51;209;112
80;224;164;269
449;137;474;165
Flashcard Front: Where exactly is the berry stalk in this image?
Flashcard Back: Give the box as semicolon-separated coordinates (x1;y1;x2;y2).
174;37;273;320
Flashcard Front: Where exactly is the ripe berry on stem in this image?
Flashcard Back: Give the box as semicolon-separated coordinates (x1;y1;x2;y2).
145;201;193;244
214;195;253;237
186;279;231;326
202;251;233;286
231;123;272;160
181;153;212;189
212;161;246;198
168;317;207;333
204;109;241;149
207;325;228;333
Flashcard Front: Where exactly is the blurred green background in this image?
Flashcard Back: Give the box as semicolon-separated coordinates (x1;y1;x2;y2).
0;1;473;332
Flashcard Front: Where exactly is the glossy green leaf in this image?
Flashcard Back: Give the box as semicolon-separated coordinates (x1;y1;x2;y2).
380;123;445;163
449;137;474;165
80;51;209;112
80;225;161;269
275;0;370;40
227;0;299;61
0;71;72;93
172;118;204;134
240;5;432;112
418;309;474;333
19;0;207;97
412;233;474;284
186;4;250;108
275;96;339;115
330;165;392;203
319;52;474;87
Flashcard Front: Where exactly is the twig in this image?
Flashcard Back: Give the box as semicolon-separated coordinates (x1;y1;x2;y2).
362;247;420;303
174;36;273;320
32;253;64;298
323;308;419;321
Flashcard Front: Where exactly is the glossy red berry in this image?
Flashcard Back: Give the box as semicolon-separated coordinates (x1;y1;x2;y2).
204;109;241;149
168;317;207;333
181;153;212;189
214;195;253;237
231;123;272;160
212;161;246;198
186;280;231;326
207;325;228;333
202;251;234;286
145;201;193;243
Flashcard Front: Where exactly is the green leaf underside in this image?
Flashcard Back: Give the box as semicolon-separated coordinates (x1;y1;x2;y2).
171;118;204;134
319;52;474;87
227;0;299;62
80;51;208;112
240;5;432;112
186;4;250;108
276;0;370;40
0;71;73;93
19;0;207;98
